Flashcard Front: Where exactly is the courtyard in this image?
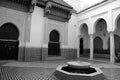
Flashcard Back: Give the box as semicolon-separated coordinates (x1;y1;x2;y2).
0;58;120;80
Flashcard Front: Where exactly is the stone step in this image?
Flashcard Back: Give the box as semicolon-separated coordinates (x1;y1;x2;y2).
46;56;66;61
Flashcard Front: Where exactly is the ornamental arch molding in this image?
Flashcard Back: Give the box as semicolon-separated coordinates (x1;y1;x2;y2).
93;18;108;33
0;22;19;31
80;23;89;36
0;20;22;41
0;22;20;39
48;29;61;42
49;29;60;42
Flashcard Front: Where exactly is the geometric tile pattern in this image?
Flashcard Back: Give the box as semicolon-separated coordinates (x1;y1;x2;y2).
0;66;59;80
102;68;120;80
1;66;120;80
1;59;120;80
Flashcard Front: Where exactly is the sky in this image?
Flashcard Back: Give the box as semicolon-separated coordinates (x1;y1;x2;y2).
63;0;104;12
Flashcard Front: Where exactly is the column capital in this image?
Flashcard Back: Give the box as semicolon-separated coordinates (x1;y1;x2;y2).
109;31;114;37
109;31;114;34
89;34;94;38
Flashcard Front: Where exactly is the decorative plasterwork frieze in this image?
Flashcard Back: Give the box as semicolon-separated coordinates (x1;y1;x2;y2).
44;1;72;22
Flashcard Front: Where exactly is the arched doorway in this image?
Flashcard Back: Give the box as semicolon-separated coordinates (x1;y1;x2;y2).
94;37;103;53
80;23;89;57
80;38;83;55
48;30;60;56
94;18;108;59
0;23;19;60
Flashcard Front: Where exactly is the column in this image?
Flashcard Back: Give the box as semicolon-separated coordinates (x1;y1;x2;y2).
24;13;32;62
110;32;115;63
90;34;94;60
41;17;48;60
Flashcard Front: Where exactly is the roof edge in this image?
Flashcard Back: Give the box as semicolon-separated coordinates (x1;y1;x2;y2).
78;0;109;14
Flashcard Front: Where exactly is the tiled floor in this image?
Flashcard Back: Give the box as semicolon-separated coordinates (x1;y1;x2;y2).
102;68;120;80
0;66;57;80
0;58;120;80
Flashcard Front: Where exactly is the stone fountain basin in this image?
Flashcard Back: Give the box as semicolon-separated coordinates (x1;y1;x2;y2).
54;65;106;80
67;61;91;69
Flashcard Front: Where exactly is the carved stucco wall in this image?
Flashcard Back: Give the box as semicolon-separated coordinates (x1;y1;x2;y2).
43;19;68;47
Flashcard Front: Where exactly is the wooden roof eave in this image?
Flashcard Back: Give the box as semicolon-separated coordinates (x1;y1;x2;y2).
8;0;31;6
47;1;73;12
36;0;46;7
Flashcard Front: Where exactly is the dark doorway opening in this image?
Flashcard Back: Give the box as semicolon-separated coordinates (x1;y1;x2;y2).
94;36;103;54
108;34;120;55
48;30;60;56
0;23;19;60
80;38;83;55
94;36;103;52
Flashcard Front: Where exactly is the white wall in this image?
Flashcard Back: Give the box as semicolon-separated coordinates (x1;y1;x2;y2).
67;13;78;48
29;6;44;47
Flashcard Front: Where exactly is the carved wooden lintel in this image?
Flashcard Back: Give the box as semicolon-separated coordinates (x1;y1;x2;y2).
44;1;72;22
